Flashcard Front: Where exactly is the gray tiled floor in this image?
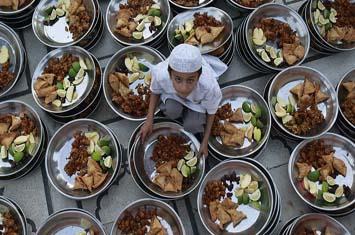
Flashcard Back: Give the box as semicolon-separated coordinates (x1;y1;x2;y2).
0;0;354;234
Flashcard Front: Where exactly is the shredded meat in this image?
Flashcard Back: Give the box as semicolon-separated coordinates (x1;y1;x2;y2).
0;61;15;90
64;132;90;176
43;54;78;81
119;0;153;16
298;139;334;169
203;180;226;205
341;96;355;125
193;12;223;28
211;103;233;136
117;208;158;235
326;0;355;28
173;0;199;7
1;211;20;235
151;135;190;167
68;0;92;41
236;0;268;8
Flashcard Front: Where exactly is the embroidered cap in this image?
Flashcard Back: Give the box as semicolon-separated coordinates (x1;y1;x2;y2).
168;44;202;73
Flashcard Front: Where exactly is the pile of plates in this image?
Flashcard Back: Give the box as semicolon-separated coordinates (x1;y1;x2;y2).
0;22;26;98
0;196;27;234
33;0;103;50
197;158;281;234
31;46;102;123
106;0;171;49
45;119;122;200
279;213;351;235
298;0;355;54
129;119;205;200
111;198;186;235
288;133;355;217
37;208;106;235
169;0;214;14
265;66;338;141
0;100;48;181
208;85;271;162
225;0;274;12
0;0;39;30
235;3;310;73
103;46;165;121
167;7;235;66
336;68;355;142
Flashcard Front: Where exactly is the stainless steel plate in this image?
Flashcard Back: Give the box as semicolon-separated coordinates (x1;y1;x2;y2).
197;160;273;235
0;196;27;235
169;0;214;10
0;100;43;177
31;46;96;114
227;0;274;11
103;46;164;121
133;121;205;198
268;66;338;139
167;7;233;54
289;213;351;235
36;208;107;235
208;85;271;158
289;132;355;211
0;22;25;97
245;3;310;71
45;118;121;200
111;198;186;235
0;0;36;16
32;0;97;48
337;67;355;130
106;0;171;46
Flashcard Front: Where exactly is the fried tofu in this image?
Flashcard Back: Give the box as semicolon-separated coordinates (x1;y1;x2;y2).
148;216;164;235
74;159;108;192
229;108;243;123
303;78;316;95
109;72;131;97
217;204;231;230
226;209;247;227
296;162;312;179
342;81;355;93
221;126;245;147
315;90;330;104
153;161;184;193
209;200;219;222
221;198;237;210
290;83;303;99
333;158;347;177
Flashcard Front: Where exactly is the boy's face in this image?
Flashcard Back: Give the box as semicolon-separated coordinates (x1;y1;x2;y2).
170;69;200;98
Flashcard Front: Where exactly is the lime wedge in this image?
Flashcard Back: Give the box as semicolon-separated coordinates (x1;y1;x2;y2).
335;185;344;198
323;192;336;203
240;174;252;189
242;101;251;113
242;193;250;205
250;189;261;201
14;143;26;153
190;166;197;174
235;188;244;197
184;151;194;161
104;156;113;168
186;157;197;167
245;181;258;194
326;176;335;186
13;151;24;162
181;164;190;178
249;201;261;210
177;159;185;171
26;143;36;156
1;145;7;159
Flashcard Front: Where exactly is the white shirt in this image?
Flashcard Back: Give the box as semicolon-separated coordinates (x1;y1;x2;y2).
150;56;225;114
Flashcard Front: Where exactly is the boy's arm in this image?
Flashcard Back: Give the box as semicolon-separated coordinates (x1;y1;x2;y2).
199;113;215;157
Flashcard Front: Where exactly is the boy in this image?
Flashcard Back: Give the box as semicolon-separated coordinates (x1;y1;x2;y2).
140;44;227;156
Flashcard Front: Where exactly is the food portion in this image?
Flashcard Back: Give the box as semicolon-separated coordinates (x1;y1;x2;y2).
252;18;306;66
0;0;31;11
64;131;114;192
114;0;163;40
312;0;355;45
212;101;265;147
109;55;152;117
295;140;353;205
0;210;20;235
202;172;263;231
340;80;355;125
173;12;225;46
43;0;92;41
295;225;337;235
234;0;268;8
117;208;167;235
173;0;199;7
0;113;38;166
272;78;329;135
0;45;15;91
34;54;89;108
150;135;199;192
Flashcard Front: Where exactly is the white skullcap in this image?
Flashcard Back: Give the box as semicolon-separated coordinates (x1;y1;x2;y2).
168;44;202;73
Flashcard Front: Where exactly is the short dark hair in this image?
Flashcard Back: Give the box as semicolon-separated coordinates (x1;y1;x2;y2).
168;65;202;77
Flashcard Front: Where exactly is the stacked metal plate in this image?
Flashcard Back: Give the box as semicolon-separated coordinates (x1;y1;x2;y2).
0;22;26;98
288;133;355;216
31;46;102;123
103;46;165;121
167;7;235;66
265;66;338;142
235;3;310;73
197;159;281;235
168;0;214;14
0;196;27;234
279;213;351;235
336;68;355;142
0;0;39;30
298;0;355;54
129;119;205;200
225;0;274;12
0;100;48;181
106;0;172;50
111;198;186;235
45;119;123;200
32;0;104;50
37;208;107;234
208;85;271;162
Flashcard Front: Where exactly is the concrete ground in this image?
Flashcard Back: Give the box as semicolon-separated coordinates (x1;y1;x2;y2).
0;0;354;234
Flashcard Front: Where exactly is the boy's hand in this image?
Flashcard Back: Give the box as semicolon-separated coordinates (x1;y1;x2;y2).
199;138;209;157
139;120;153;142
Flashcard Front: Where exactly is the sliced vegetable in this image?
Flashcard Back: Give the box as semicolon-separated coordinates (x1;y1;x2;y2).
181;164;190;178
250;189;261;201
240;174;252;189
177;159;185;171
104;156;113;168
307;170;320;182
323;192;336;203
